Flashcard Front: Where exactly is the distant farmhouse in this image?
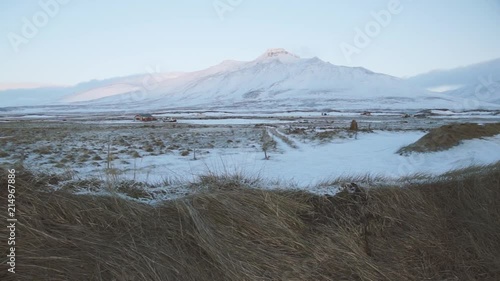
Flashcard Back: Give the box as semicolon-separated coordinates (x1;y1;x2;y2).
134;113;157;122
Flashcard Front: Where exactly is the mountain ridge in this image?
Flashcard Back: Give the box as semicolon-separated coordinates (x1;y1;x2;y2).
1;49;498;111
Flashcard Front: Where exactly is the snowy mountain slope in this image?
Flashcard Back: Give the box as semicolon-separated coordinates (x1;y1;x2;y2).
406;58;500;93
0;86;70;107
405;58;500;106
70;48;481;111
0;73;184;107
2;49;498;111
0;83;64;91
447;78;500;104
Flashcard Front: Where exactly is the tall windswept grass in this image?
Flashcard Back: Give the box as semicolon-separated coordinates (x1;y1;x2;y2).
0;163;499;280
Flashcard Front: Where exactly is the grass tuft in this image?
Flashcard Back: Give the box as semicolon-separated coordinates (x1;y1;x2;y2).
0;163;499;280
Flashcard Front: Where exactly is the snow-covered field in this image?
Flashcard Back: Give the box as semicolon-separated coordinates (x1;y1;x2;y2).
117;130;500;185
1;113;499;200
180;118;290;125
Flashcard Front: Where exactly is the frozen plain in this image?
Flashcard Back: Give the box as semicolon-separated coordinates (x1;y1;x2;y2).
1;110;499;200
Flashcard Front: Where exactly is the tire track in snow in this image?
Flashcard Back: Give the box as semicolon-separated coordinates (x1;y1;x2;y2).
267;127;300;149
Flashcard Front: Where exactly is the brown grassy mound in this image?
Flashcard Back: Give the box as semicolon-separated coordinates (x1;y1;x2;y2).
398;122;500;154
1;164;500;281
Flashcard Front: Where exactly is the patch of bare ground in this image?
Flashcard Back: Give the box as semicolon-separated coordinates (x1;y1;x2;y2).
1;163;499;280
398;122;500;154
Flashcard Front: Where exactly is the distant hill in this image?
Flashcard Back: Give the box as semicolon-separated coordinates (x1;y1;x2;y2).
406;58;500;92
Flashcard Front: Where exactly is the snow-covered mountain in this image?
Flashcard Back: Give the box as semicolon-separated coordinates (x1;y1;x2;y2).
447;79;500;105
406;58;500;92
405;58;500;107
0;83;65;91
1;49;498;111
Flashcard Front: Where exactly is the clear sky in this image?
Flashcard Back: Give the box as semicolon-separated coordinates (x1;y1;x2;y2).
0;0;499;85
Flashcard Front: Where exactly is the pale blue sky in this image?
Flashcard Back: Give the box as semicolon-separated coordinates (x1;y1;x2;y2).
0;0;499;85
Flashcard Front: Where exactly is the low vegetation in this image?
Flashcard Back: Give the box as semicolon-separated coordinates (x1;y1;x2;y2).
398;122;500;154
1;163;499;280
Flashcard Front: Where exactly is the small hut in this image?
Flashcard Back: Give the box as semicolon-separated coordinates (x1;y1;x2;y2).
134;114;157;122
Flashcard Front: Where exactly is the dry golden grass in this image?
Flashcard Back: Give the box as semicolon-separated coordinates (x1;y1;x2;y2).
399;122;500;154
0;163;499;280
